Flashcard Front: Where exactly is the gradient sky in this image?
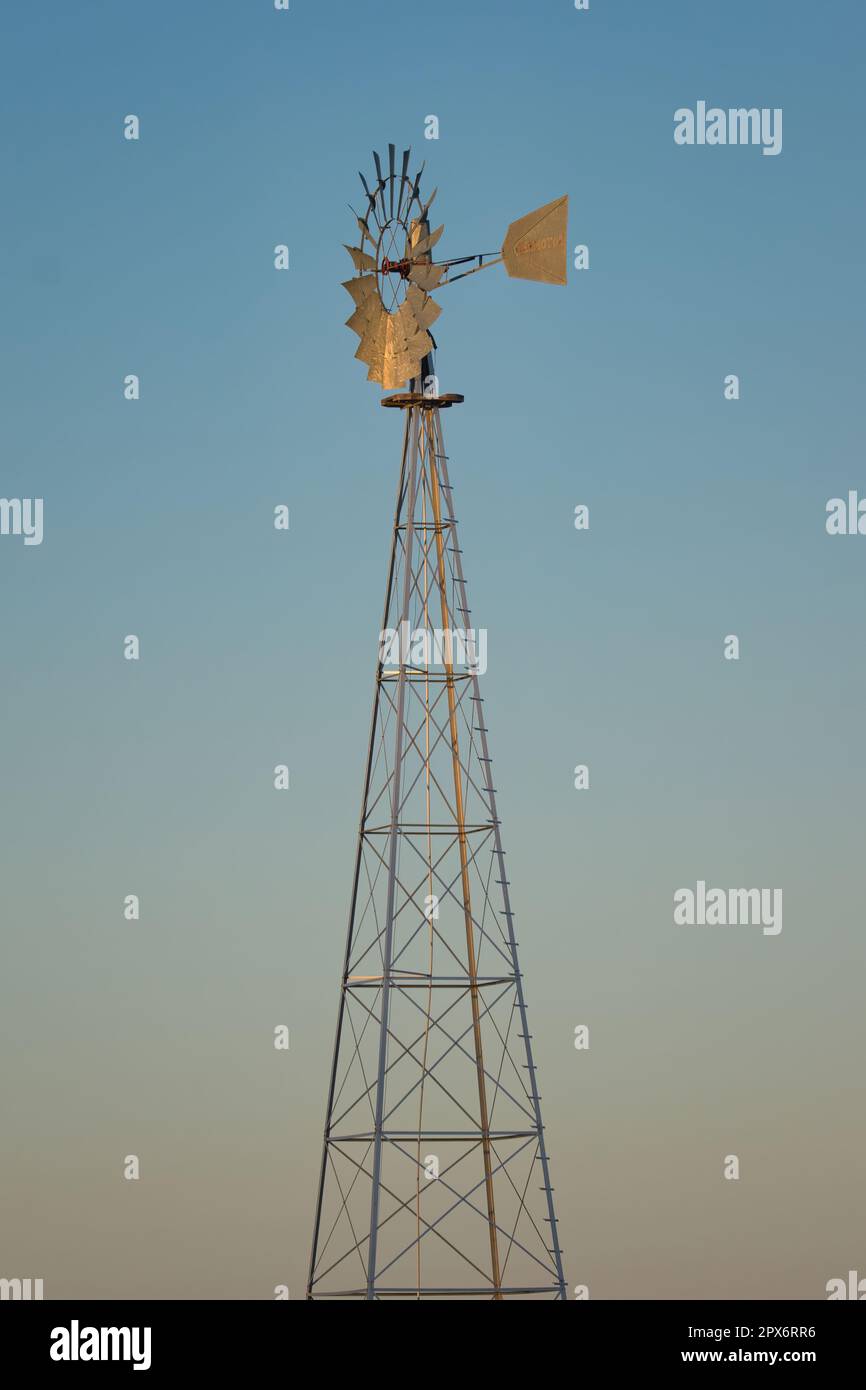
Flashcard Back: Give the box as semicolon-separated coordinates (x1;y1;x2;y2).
1;0;864;1299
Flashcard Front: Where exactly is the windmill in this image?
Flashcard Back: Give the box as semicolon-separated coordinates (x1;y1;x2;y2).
307;145;568;1300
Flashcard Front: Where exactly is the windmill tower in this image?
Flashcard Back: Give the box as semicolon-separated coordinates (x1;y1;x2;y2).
307;145;569;1301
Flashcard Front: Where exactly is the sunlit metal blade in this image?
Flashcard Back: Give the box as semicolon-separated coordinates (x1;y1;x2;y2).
345;298;383;337
501;195;568;285
342;276;378;308
368;360;399;387
360;329;391;380
370;360;421;388
354;306;388;368
378;357;417;390
410;223;444;259
407;263;445;291
405;284;441;332
348;279;396;339
392;299;429;346
395;333;432;370
369;336;431;388
417;187;437;221
344;244;377;273
358;299;432;388
378;338;428;389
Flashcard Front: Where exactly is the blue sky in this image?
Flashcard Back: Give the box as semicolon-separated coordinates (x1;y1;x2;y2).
1;0;864;1298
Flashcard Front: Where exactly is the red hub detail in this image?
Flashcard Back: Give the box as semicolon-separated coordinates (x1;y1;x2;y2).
381;257;412;279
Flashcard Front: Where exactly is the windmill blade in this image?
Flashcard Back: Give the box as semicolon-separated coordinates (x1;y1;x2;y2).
388;143;396;218
342;276;378;309
344;244;377;273
357;298;433;389
357;316;389;372
343;272;435;379
405;284;441;332
417;186;438;222
396;147;411;221
346;297;384;338
350;208;374;245
358;171;379;222
409;164;425;210
501;195;568;285
410;223;444;259
373;149;385;193
392;299;431;353
354;307;388;369
407;263;445;292
387;323;425;368
378;347;427;390
378;327;430;388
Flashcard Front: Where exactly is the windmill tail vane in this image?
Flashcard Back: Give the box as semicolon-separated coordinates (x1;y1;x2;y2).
307;145;568;1300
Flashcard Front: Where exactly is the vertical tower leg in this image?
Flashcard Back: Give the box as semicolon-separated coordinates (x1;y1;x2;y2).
366;409;421;1297
431;408;567;1299
425;409;502;1297
306;412;412;1301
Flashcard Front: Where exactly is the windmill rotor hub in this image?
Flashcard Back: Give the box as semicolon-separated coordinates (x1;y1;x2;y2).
380;257;412;278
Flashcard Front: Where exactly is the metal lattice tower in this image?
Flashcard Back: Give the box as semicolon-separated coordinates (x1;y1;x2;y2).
307;147;568;1301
